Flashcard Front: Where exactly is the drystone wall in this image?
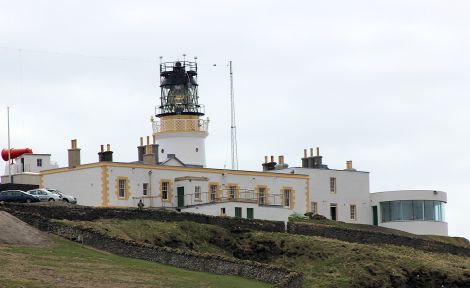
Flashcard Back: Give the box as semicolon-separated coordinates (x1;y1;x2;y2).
5;210;302;288
1;203;285;233
287;222;470;257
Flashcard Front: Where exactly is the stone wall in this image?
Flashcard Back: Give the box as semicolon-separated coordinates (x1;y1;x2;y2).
287;222;470;257
4;208;302;288
1;203;285;233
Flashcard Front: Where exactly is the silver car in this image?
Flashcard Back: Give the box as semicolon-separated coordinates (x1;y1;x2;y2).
27;189;62;202
46;188;77;204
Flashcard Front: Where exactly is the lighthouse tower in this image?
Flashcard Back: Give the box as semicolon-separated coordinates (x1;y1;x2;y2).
152;60;209;167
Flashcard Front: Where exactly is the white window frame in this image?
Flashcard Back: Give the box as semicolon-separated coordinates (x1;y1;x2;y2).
258;187;266;205
330;177;336;194
350;204;357;220
195;186;201;199
210;185;217;202
162;181;169;200
142;183;148;196
118;179;126;198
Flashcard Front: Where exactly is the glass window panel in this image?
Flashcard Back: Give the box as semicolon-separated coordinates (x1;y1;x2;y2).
380;202;390;222
390;201;401;221
413;200;424;220
424;200;434;220
402;200;413;220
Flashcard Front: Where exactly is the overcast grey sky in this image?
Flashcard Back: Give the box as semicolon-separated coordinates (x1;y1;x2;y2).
1;0;469;239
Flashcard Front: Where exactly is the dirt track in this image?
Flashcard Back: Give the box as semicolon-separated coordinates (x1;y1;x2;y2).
0;211;50;245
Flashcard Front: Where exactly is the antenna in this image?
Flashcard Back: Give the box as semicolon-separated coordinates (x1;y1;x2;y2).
229;61;238;170
7;106;12;183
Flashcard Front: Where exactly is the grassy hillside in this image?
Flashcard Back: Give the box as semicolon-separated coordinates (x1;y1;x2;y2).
0;235;269;288
59;219;470;288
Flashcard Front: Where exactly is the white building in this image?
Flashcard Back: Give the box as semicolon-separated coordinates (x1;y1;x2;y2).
370;190;447;236
5;58;448;235
1;150;58;185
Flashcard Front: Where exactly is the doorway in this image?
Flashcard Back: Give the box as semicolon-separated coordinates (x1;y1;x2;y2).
177;187;184;208
372;206;378;226
330;204;337;221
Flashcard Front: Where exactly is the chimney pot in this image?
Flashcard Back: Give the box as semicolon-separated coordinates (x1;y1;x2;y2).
100;145;104;153
310;148;313;157
264;156;268;163
107;144;110;152
303;149;307;158
146;136;150;145
270;155;274;162
316;147;320;156
140;137;143;146
152;134;156;144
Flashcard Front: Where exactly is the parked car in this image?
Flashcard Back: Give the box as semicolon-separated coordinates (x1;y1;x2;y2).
0;190;40;203
46;188;77;204
27;189;62;202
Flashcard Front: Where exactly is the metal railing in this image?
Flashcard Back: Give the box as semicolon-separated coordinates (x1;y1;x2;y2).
153;118;209;134
132;189;284;209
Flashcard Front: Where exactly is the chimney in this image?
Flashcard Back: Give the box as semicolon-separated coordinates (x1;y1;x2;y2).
264;156;268;163
143;139;159;165
98;144;113;162
67;139;81;168
138;136;146;162
345;160;356;171
262;155;277;171
302;149;308;168
307;146;328;169
275;155;289;170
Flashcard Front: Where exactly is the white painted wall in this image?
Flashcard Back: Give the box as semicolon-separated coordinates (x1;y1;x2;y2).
42;163;308;219
182;202;291;223
156;132;207;167
4;154;58;176
370;190;448;236
42;167;102;206
275;167;371;225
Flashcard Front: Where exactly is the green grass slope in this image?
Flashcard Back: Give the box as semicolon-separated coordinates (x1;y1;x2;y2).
0;235;269;288
59;219;470;288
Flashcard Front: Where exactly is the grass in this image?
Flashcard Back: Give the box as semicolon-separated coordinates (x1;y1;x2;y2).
60;219;470;288
0;235;270;288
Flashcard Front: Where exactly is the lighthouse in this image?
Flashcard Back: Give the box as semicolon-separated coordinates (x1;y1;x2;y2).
152;59;209;167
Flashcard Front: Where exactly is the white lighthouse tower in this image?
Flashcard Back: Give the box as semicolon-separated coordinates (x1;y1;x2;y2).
152;60;209;167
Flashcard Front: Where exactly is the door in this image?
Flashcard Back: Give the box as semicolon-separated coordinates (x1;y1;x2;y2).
177;187;184;208
235;207;242;218
246;208;254;219
330;205;337;221
372;206;378;226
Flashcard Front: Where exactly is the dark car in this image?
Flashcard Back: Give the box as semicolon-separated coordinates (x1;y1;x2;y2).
0;190;40;203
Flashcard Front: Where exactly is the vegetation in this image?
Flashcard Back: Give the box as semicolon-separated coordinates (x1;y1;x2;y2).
0;235;270;288
59;219;470;288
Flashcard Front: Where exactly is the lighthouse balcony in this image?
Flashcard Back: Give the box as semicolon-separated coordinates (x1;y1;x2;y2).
153;118;209;134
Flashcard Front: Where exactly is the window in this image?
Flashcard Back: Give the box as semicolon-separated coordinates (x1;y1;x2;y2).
37;159;43;167
161;181;169;200
350;204;357;220
380;200;445;223
220;207;226;215
142;183;148;196
118;179;126;198
195;186;201;199
229;186;236;200
283;189;291;207
258;187;266;205
210;184;217;202
329;177;336;193
311;202;318;214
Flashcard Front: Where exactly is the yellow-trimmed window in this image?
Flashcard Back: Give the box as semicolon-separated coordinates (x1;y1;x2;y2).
256;185;269;205
281;187;293;208
161;180;170;200
115;177;130;200
227;184;239;200
209;183;218;202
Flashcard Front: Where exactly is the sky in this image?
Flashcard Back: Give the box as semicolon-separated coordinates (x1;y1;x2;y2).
0;0;469;239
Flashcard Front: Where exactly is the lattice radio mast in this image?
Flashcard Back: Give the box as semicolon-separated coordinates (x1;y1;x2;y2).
229;61;238;170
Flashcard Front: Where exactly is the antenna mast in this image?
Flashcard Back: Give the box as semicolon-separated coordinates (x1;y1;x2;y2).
229;61;238;170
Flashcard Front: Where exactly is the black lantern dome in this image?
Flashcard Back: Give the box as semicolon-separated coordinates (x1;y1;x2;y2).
157;60;204;117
